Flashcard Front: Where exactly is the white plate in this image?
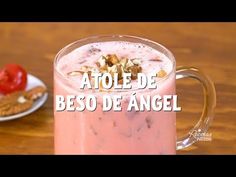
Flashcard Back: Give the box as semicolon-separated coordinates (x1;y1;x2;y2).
0;74;48;122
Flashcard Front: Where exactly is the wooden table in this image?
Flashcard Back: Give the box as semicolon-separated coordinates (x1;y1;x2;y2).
0;23;235;154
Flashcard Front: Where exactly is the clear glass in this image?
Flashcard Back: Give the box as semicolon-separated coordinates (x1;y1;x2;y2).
176;66;216;149
54;35;216;154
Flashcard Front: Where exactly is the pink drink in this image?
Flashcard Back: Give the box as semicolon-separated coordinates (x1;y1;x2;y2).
54;39;176;154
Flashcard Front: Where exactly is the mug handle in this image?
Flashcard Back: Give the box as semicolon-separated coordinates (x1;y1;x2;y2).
176;66;216;150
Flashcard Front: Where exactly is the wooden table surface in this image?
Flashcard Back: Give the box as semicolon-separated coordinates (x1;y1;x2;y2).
0;23;235;154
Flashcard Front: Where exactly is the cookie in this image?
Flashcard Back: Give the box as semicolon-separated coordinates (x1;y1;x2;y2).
0;86;47;117
25;86;47;101
0;91;33;117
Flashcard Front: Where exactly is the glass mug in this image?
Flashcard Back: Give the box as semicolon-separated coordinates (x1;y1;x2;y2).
54;35;216;154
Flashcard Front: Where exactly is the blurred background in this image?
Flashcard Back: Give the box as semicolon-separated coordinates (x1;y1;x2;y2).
0;23;235;154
